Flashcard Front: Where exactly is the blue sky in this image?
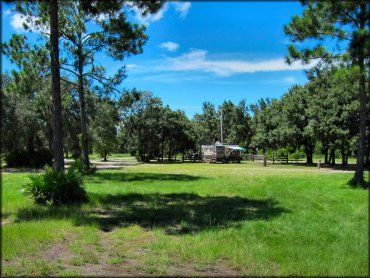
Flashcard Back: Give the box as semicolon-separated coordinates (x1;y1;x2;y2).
2;1;317;118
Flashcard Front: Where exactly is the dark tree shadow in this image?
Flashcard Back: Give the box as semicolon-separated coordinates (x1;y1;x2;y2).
286;162;367;171
88;172;207;183
15;193;289;235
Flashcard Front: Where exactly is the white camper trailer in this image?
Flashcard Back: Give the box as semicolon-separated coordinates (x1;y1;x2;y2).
201;142;245;163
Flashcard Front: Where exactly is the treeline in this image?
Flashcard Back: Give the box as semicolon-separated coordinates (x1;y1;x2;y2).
250;67;362;165
1;0;164;169
2;65;368;168
117;92;252;162
117;66;368;166
1;72;118;166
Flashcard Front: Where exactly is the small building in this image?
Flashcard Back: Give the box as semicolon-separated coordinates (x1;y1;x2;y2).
201;141;245;163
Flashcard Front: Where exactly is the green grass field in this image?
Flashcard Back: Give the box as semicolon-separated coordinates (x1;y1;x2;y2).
1;162;368;276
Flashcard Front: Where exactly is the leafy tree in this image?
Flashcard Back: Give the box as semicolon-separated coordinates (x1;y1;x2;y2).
250;98;269;153
193;102;220;146
218;101;235;144
161;107;196;161
7;0;67;170
119;90;196;162
284;0;369;185
91;99;119;161
219;100;252;147
280;85;316;164
306;67;358;165
8;0;164;169
250;98;282;154
119;90;163;162
1;72;54;166
56;1;158;167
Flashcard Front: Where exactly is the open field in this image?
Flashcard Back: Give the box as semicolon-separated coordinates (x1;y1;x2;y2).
1;162;368;276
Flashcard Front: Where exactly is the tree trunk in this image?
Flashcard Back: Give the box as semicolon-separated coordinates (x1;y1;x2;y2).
304;144;313;164
168;141;171;162
330;148;336;166
77;32;90;168
161;137;164;162
353;2;367;186
353;56;367;185
103;149;107;162
27;131;35;154
323;145;329;164
47;123;53;151
341;145;347;166
367;62;370;168
49;0;64;172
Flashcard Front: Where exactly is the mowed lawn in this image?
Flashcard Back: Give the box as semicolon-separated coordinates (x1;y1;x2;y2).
1;162;368;276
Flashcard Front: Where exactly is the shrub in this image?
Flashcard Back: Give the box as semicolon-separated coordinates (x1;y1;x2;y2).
23;166;88;205
5;149;52;167
71;159;96;175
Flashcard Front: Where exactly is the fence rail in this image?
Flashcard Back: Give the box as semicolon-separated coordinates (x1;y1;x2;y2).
242;154;305;164
182;154;202;162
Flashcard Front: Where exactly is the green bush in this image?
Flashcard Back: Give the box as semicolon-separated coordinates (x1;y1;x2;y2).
5;149;52;167
290;147;305;160
23;166;88;205
71;159;96;175
268;148;288;157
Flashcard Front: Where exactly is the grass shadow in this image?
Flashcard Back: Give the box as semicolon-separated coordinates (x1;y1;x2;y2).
89;172;208;183
285;162;368;171
15;192;289;235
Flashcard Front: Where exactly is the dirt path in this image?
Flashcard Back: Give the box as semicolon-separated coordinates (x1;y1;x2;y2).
1;160;359;173
6;230;240;276
65;159;142;170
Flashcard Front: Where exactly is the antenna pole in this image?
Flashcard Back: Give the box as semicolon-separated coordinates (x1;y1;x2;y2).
220;108;223;143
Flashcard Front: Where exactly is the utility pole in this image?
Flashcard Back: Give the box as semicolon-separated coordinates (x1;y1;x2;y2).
220;108;223;143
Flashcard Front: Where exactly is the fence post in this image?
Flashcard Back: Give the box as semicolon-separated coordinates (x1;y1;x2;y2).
286;154;288;164
272;154;275;164
318;159;321;169
263;155;267;167
252;154;254;162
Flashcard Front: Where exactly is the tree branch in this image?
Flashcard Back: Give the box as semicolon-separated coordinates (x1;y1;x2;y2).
84;73;122;96
60;65;79;77
60;77;78;87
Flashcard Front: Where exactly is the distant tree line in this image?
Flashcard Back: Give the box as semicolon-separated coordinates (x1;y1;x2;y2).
2;64;368;168
250;67;362;165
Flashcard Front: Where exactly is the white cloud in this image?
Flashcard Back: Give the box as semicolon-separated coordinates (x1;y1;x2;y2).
10;13;27;31
126;64;140;69
96;13;109;22
173;2;191;18
159;41;179;52
3;9;12;16
129;1;190;26
284;76;296;84
10;13;46;33
156;49;317;76
131;3;168;26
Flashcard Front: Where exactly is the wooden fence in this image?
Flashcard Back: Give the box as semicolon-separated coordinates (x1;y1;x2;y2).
182;153;202;162
242;154;305;164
